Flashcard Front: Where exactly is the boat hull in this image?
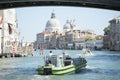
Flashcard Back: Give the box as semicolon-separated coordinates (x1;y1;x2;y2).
37;59;87;75
37;65;75;75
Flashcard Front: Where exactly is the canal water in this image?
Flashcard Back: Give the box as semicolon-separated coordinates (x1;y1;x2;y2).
0;50;120;80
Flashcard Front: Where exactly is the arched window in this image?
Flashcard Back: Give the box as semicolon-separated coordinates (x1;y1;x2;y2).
8;23;12;34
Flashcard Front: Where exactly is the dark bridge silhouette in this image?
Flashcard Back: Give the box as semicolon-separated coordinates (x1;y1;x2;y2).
0;0;120;11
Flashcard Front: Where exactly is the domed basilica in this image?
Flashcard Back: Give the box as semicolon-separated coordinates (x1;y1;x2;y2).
36;10;96;49
45;11;61;33
45;11;77;33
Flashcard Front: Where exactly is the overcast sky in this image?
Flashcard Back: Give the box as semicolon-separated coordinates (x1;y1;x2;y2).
16;6;120;42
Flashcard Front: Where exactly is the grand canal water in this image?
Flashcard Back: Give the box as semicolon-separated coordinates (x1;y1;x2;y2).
0;50;120;80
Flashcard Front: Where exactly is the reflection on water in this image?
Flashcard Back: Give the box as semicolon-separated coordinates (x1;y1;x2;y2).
0;50;120;80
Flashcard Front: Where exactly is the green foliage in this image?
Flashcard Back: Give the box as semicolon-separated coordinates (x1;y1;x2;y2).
85;37;96;41
104;26;110;35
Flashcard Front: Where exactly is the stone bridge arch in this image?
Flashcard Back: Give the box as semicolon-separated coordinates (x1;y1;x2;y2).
0;0;120;11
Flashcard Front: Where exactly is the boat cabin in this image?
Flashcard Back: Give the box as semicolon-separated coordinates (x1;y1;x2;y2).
44;53;73;67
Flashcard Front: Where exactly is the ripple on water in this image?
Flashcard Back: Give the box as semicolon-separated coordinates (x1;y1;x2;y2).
79;65;120;75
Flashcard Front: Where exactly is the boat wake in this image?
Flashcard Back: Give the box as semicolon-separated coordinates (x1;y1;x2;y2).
86;65;96;69
83;53;94;57
81;65;120;75
82;49;94;57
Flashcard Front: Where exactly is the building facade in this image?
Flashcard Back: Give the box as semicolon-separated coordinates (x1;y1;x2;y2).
36;32;53;49
108;16;120;50
0;9;19;55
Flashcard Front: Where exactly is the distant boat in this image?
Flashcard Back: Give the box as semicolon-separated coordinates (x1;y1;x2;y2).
82;48;93;56
37;52;87;75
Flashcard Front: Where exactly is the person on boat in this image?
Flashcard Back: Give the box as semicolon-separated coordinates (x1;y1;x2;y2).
62;52;66;60
46;51;53;66
62;51;70;60
46;60;53;66
49;50;53;56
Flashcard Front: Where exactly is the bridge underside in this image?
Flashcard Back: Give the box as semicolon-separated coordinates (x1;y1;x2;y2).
0;0;120;11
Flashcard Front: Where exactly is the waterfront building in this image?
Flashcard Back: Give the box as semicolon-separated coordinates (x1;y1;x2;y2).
36;11;97;50
17;37;34;56
36;11;61;49
109;16;120;51
36;32;52;49
49;33;59;49
103;35;110;49
95;35;103;49
85;40;103;50
80;30;96;39
34;41;37;50
0;9;19;55
36;31;67;49
65;30;96;49
57;34;66;49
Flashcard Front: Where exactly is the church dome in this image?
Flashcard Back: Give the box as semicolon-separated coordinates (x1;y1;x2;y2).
45;11;61;33
46;18;60;28
63;20;71;29
63;20;71;32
